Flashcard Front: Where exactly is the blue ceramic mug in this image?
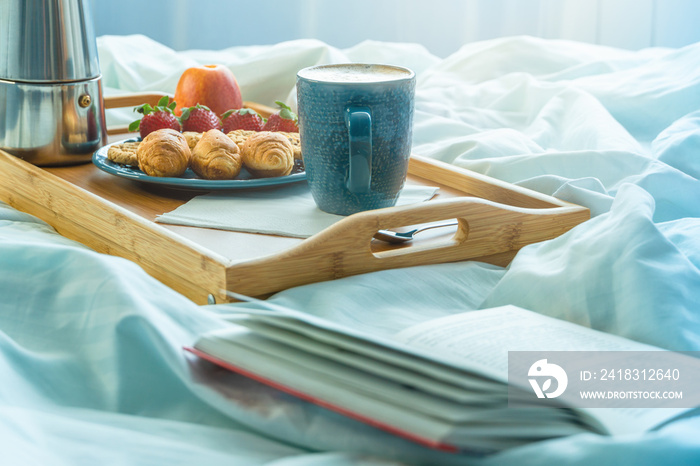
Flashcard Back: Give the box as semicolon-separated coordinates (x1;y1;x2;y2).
296;64;416;215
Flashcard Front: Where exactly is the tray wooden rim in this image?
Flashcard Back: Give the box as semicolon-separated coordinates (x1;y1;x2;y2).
0;145;589;304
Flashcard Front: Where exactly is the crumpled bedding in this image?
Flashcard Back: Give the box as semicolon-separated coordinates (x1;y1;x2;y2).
1;34;700;465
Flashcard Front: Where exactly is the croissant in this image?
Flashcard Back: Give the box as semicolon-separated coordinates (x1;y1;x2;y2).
239;131;294;178
191;129;242;180
137;128;190;177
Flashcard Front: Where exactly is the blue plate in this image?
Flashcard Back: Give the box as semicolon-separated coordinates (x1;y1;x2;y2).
92;138;306;190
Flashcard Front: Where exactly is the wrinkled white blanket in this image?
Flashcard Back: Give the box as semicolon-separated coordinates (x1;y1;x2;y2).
2;34;700;465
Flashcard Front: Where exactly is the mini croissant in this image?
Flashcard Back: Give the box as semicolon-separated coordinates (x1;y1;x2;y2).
137;128;191;177
239;131;295;178
191;129;242;180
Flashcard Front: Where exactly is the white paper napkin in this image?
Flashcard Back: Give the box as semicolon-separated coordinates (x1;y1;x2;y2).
156;183;439;238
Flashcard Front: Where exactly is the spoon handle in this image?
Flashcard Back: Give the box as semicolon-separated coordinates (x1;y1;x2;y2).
374;220;460;243
412;220;460;236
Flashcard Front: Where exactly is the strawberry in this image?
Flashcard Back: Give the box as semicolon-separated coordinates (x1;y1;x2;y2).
221;108;266;132
262;101;299;133
180;104;222;132
129;95;181;139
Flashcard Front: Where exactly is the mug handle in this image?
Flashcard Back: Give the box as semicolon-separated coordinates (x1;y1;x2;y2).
345;106;372;193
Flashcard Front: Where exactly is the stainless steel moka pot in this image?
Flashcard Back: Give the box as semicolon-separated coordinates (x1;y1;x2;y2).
0;0;107;166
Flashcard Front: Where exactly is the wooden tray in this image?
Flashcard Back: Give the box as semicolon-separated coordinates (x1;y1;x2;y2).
0;94;590;304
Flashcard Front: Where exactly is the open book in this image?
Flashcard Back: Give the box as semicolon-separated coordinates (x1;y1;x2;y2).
186;299;699;455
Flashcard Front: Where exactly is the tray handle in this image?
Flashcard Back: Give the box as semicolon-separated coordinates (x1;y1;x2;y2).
103;93;277;136
225;196;589;298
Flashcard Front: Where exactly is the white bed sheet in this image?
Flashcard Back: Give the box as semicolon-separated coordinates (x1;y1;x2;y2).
1;35;700;465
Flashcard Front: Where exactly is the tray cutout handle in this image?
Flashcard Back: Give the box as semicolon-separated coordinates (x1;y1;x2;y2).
370;217;468;259
225;197;590;297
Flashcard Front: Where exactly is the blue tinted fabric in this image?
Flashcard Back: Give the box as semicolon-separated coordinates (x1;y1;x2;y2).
2;35;700;465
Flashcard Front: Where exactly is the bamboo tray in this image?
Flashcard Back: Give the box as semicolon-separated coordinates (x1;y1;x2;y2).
0;94;590;304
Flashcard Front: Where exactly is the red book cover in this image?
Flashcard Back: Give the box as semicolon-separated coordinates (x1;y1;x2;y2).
184;346;459;453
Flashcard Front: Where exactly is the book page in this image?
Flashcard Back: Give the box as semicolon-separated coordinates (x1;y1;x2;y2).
247;313;504;389
239;320;494;403
208;330;491;422
395;305;694;434
395;305;658;374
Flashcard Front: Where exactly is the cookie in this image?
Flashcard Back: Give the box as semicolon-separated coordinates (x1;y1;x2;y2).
183;131;203;150
277;131;302;160
107;141;140;166
226;129;258;147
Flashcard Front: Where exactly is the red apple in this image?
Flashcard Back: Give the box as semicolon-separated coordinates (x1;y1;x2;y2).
173;64;243;116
